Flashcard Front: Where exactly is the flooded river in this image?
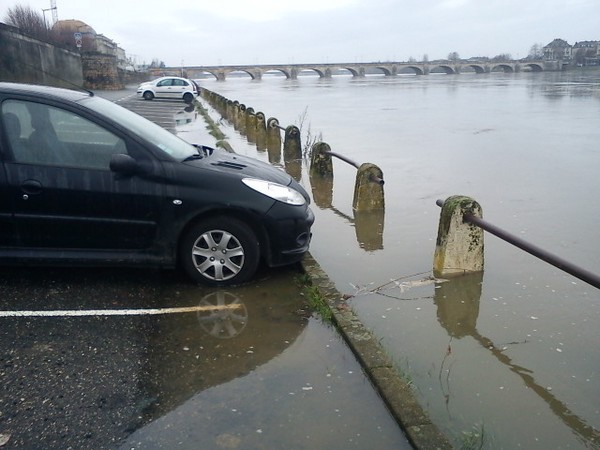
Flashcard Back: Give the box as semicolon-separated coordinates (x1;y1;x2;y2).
197;68;600;449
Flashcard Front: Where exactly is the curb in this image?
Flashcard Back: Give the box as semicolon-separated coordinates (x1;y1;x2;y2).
301;253;454;450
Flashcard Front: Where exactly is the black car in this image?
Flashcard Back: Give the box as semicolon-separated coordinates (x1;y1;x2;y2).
0;82;314;285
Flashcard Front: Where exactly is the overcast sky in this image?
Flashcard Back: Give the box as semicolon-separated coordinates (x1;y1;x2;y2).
2;0;599;66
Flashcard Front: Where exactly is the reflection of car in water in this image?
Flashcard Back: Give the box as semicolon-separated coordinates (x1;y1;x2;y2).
197;291;248;338
140;280;308;423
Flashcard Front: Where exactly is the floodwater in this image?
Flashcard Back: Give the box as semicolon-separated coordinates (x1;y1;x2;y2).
196;69;600;449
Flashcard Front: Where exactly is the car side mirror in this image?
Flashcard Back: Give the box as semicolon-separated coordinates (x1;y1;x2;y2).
109;153;140;175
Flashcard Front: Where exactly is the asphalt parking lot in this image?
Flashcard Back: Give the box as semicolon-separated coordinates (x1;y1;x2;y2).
0;90;412;449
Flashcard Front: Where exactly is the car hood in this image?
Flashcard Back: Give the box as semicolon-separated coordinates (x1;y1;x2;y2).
184;150;288;182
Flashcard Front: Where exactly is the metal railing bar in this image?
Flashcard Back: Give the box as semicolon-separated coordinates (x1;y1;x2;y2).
436;198;600;289
463;213;600;289
325;151;384;185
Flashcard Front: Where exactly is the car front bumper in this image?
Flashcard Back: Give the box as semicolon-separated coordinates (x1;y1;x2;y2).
263;205;315;267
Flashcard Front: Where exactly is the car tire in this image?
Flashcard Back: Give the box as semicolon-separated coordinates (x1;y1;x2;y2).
183;92;194;103
180;217;260;286
143;91;154;100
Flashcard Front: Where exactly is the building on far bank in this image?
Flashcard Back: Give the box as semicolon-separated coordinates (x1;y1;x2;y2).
543;38;572;61
572;40;600;66
543;38;599;66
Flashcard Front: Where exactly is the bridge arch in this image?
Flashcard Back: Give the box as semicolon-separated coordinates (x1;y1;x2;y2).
341;67;361;77
521;62;544;72
226;69;261;80
491;64;514;73
397;66;424;75
430;65;457;74
464;64;486;74
264;69;292;79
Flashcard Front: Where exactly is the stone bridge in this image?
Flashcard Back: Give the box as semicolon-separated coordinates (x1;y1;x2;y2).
154;60;561;81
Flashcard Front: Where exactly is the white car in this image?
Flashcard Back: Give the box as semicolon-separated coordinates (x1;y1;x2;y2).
137;76;199;103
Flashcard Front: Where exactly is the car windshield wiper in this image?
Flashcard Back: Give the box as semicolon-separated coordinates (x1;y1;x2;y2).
182;153;203;162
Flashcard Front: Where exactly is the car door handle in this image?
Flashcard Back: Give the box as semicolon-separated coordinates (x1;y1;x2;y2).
21;179;43;195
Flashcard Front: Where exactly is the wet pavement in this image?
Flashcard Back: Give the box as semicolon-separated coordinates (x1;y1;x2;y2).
0;89;412;449
0;265;410;449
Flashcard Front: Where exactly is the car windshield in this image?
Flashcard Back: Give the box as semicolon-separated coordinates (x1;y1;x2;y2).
79;95;197;160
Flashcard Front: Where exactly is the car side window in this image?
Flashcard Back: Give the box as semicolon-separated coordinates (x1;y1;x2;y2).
173;79;187;87
157;79;172;87
2;99;127;170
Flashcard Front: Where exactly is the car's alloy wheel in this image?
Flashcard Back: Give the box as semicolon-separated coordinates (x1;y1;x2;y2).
180;217;259;285
183;92;194;103
143;91;154;100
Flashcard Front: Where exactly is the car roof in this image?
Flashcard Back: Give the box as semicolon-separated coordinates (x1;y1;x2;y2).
154;76;189;81
0;82;91;102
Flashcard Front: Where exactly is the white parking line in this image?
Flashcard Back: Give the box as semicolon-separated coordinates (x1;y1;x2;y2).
0;304;241;318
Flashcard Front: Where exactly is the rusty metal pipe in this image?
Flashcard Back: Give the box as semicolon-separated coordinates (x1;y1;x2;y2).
325;151;384;185
436;199;600;289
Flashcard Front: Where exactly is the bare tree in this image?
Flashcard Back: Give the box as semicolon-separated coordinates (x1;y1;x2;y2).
528;43;544;59
448;51;460;61
4;4;48;40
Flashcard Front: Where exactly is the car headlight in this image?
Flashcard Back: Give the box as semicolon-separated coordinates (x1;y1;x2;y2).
242;178;305;206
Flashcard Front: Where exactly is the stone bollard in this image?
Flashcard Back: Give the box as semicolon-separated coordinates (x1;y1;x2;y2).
255;112;267;151
266;118;282;163
352;163;384;211
433;196;484;278
245;107;256;143
238;104;247;134
226;100;234;123
310;142;333;177
232;101;241;130
283;125;302;160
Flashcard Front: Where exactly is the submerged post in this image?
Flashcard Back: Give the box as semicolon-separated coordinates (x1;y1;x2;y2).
283;125;302;160
255;112;267;150
310;142;333;177
245;107;256;143
353;163;384;211
433;196;484;277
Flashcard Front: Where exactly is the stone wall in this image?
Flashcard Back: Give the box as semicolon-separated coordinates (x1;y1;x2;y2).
0;23;83;88
81;53;123;90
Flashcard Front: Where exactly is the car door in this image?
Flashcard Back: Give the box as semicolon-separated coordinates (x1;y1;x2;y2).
1;98;164;251
154;78;174;99
0;114;18;246
171;79;187;100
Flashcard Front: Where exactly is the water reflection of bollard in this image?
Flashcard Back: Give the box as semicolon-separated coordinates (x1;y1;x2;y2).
245;107;256;143
352;163;385;211
354;209;384;251
433;196;484;278
255;112;267;151
434;272;482;338
266;118;282;163
310;142;333;177
309;169;333;209
283;125;302;160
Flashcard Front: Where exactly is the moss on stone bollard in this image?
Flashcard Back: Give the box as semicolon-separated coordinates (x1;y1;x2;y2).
433;195;484;277
283;125;302;160
310;142;333;177
352;163;384;211
255;112;267;151
246;108;256;143
238;104;247;134
266;118;282;163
